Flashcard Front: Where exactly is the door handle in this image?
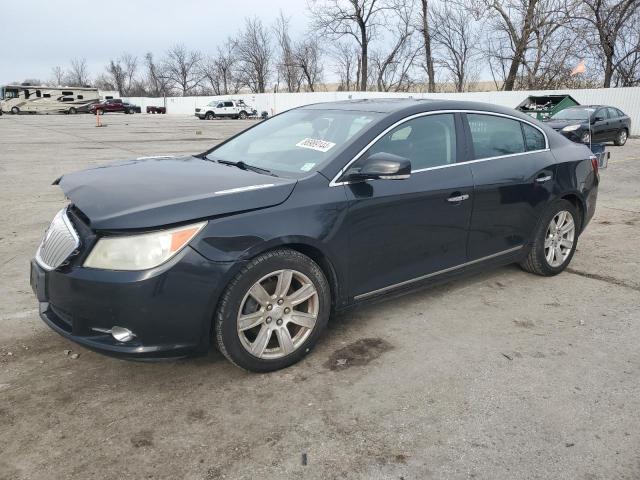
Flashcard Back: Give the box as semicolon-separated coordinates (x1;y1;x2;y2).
535;174;552;183
447;193;470;203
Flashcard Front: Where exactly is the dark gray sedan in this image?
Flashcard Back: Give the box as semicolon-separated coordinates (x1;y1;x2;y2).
545;105;631;146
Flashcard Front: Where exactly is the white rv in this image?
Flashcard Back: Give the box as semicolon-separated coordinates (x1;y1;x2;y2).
0;85;101;114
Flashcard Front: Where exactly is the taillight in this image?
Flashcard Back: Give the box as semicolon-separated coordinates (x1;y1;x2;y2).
590;154;599;177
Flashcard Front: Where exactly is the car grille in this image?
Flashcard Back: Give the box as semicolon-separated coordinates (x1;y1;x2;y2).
35;208;80;270
195;108;201;112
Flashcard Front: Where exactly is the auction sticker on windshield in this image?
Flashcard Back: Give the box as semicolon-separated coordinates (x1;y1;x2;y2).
296;138;336;153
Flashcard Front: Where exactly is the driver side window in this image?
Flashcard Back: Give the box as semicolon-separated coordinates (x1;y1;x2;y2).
366;114;457;171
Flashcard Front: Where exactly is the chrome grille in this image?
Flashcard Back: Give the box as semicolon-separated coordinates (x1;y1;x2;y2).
35;208;80;271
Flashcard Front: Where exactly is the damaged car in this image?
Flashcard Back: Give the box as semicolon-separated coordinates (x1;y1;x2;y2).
31;99;599;372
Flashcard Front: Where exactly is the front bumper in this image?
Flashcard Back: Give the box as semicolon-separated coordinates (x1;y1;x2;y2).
195;112;206;119
30;247;237;360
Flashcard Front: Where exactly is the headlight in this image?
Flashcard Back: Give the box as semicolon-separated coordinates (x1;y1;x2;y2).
84;221;206;271
562;124;581;132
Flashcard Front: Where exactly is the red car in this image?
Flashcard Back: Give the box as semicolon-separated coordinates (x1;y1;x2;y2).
90;99;140;115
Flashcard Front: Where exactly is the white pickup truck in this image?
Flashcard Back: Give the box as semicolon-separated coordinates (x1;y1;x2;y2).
195;99;257;120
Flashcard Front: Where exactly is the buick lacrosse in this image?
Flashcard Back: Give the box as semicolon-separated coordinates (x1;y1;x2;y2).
31;99;599;372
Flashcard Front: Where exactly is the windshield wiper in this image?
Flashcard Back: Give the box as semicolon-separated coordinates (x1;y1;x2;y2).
215;159;277;177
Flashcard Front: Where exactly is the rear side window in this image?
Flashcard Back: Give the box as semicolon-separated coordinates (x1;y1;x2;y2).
522;123;546;151
224;101;234;107
368;114;457;170
606;108;619;119
467;114;525;159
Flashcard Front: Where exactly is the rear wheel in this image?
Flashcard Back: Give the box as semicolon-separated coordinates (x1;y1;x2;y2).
205;111;215;120
11;107;20;115
238;110;248;120
520;199;578;276
215;249;330;372
614;128;628;146
127;108;135;114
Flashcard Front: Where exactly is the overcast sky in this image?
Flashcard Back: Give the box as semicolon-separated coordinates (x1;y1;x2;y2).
0;0;310;85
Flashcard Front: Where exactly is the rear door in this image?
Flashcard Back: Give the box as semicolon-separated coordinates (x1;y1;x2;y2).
606;107;624;139
464;113;555;260
343;113;474;299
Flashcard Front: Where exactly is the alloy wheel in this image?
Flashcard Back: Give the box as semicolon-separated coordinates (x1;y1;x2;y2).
237;269;319;359
618;130;627;144
544;210;575;267
581;132;590;144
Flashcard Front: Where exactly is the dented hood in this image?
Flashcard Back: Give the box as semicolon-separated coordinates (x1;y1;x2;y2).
58;156;297;230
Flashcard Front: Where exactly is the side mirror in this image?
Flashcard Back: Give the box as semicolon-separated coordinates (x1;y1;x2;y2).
344;152;411;182
593;116;604;123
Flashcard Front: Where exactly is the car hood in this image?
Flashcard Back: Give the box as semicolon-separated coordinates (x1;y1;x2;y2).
58;156;297;230
544;119;587;130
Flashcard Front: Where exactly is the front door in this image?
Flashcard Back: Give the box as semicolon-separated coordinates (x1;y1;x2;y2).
343;113;474;298
591;107;611;142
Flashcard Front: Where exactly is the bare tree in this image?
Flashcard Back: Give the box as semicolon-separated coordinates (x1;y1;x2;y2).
294;37;324;92
333;41;359;90
200;40;243;95
612;8;640;85
144;52;173;97
430;3;481;92
274;12;303;92
236;17;273;93
121;53;138;94
163;44;203;95
371;0;419;91
67;58;90;86
50;66;66;86
472;0;570;90
417;0;436;92
105;60;126;94
574;0;640;87
309;0;394;91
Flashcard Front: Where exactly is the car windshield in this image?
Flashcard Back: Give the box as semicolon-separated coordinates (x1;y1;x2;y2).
206;108;381;177
551;108;593;121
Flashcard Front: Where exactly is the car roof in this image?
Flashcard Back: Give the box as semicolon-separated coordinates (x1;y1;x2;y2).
299;97;541;122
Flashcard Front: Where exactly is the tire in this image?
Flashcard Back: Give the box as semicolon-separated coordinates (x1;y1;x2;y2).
215;249;331;372
205;112;215;120
127;109;135;114
11;107;20;115
520;199;579;276
614;128;628;146
68;107;77;114
238;110;248;120
580;131;590;144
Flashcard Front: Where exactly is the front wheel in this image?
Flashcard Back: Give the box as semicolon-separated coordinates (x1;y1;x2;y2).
205;112;215;120
520;199;579;276
238;110;248;120
11;107;20;115
215;249;331;372
614;129;628;146
580;131;591;144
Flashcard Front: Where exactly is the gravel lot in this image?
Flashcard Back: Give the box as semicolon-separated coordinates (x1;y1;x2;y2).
1;113;639;480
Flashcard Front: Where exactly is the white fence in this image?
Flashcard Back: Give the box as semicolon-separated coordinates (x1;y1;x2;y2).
125;87;640;135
